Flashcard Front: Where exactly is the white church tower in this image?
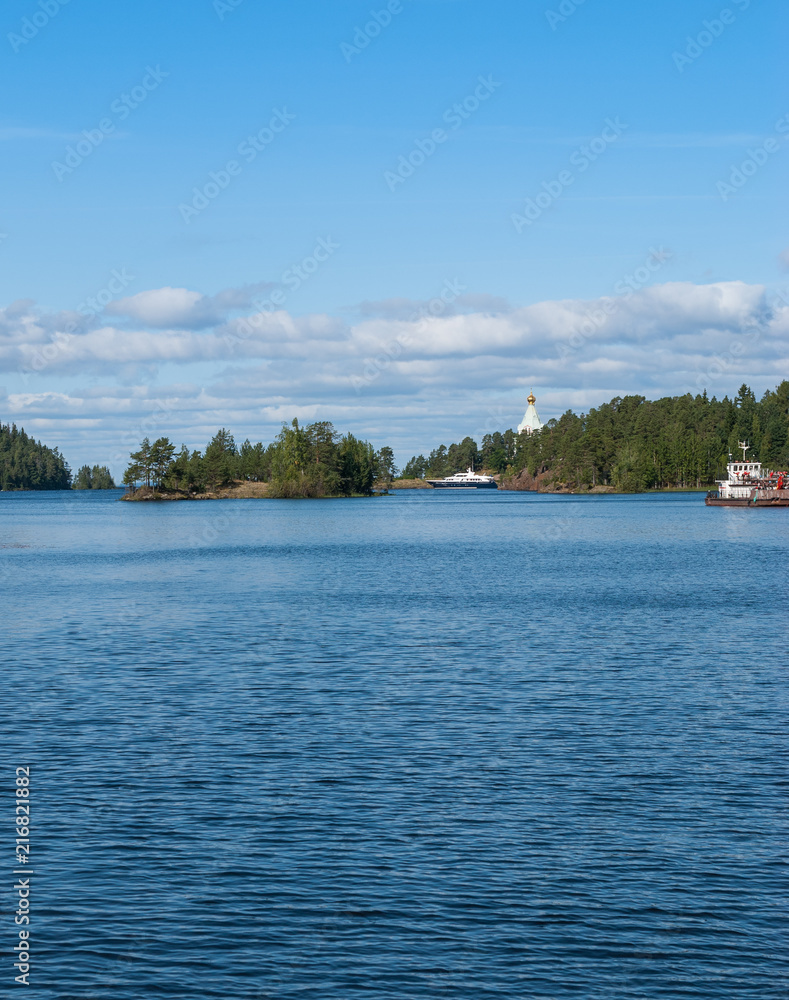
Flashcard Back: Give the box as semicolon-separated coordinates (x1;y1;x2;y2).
517;389;543;435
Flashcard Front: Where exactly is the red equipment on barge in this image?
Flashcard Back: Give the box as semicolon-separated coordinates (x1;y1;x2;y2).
705;442;789;507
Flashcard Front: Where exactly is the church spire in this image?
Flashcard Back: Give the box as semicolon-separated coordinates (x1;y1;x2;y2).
517;388;543;436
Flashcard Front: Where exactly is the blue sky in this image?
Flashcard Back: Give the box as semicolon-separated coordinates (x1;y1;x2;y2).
1;0;787;473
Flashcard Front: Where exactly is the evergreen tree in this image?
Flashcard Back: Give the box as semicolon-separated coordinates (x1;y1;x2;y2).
122;462;143;489
239;439;269;482
73;465;116;489
338;433;375;496
203;428;237;489
401;455;427;479
91;465;115;489
129;438;153;487
150;438;176;488
268;421;377;498
74;466;93;490
0;423;71;490
374;446;398;487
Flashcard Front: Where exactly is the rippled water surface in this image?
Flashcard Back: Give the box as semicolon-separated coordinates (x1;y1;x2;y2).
3;488;788;999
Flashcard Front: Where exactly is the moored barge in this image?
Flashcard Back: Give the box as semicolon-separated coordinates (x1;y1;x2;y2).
705;442;789;507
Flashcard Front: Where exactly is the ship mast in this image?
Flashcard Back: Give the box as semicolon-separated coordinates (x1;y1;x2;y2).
738;440;750;463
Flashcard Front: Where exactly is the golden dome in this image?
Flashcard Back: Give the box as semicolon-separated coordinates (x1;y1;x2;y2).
527;390;536;405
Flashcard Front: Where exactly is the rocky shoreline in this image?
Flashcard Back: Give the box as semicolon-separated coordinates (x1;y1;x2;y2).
121;475;706;500
121;482;397;501
387;478;433;489
121;482;271;501
498;469;616;494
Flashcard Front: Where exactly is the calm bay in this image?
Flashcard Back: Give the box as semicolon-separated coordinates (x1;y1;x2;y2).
3;488;787;998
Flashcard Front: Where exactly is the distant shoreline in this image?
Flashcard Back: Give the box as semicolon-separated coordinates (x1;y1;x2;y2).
120;482;394;501
120;480;712;501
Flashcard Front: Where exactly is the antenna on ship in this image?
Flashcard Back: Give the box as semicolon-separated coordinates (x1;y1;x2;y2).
738;440;750;462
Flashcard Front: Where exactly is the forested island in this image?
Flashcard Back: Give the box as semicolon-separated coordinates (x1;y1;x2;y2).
122;420;397;500
0;422;72;490
403;384;789;492
73;465;116;490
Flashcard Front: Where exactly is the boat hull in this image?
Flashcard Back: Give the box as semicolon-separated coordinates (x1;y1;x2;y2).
706;490;789;507
705;498;789;507
428;481;498;489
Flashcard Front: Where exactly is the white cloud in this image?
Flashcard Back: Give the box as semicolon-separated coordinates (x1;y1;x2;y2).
105;281;277;329
1;280;782;376
106;287;204;328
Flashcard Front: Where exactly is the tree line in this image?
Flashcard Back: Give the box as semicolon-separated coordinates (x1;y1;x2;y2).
402;383;789;491
123;421;398;498
0;423;72;491
73;465;116;490
403;431;518;479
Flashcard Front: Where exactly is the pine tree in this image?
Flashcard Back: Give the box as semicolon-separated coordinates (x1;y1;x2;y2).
203;429;237;489
149;438;176;488
129;438;153;487
0;423;71;490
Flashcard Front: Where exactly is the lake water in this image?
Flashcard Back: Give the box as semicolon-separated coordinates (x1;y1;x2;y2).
3;489;787;999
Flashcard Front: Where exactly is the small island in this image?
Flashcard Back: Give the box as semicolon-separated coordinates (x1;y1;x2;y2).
73;465;116;490
121;420;397;500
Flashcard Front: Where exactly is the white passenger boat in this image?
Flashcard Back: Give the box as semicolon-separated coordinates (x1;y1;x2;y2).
426;468;498;490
